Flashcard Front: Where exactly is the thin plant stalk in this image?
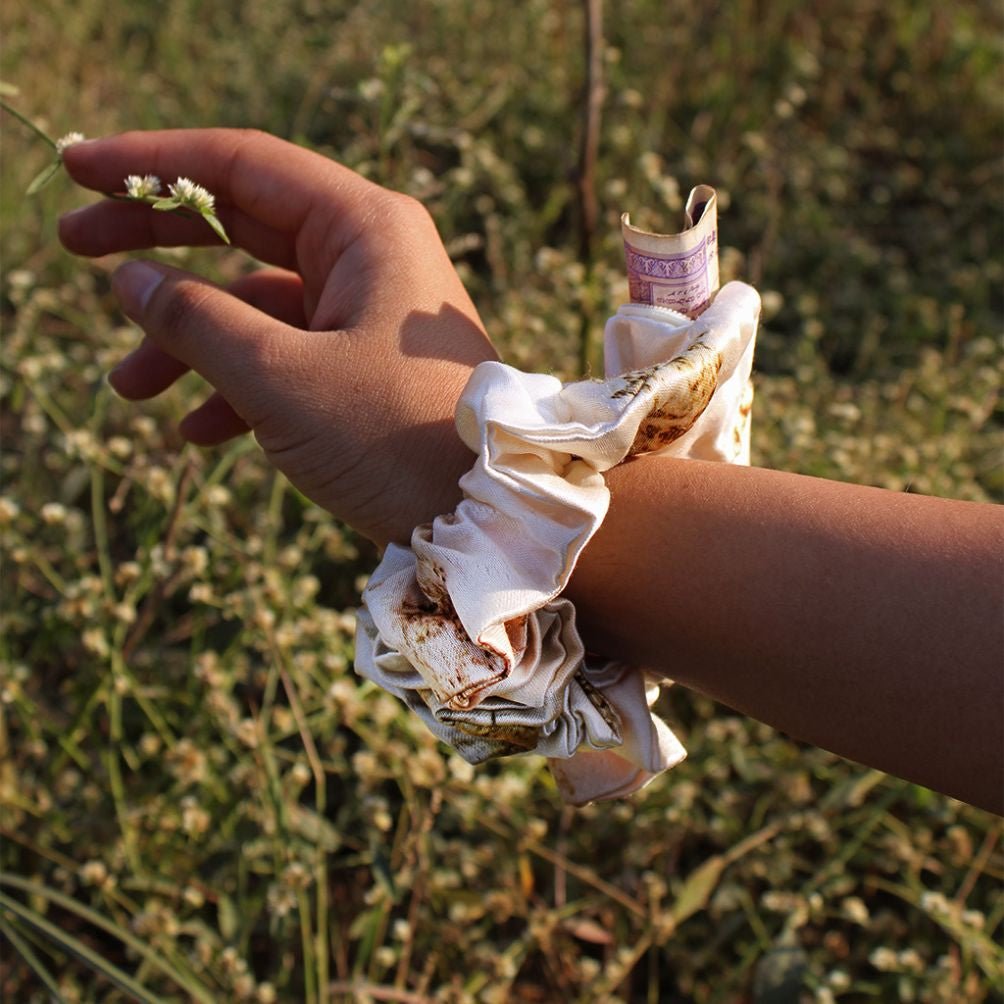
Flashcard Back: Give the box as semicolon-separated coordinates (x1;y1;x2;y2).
0;98;58;149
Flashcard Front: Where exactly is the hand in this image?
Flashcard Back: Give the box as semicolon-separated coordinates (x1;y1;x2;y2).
59;128;497;545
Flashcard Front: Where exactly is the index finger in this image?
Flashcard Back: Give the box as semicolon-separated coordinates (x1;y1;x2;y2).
61;128;384;235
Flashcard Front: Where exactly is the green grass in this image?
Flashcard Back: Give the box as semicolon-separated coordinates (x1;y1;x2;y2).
1;1;1002;1001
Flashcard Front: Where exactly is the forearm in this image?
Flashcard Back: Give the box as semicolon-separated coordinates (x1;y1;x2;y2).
566;457;1004;813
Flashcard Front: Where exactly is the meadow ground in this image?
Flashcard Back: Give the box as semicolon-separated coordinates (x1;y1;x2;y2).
1;1;1002;1001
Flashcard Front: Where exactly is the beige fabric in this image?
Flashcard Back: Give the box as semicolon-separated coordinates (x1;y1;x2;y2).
355;281;760;804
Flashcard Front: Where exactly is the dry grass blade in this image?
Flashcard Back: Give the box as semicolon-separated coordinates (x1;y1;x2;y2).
0;876;215;1004
0;891;168;1004
480;815;646;919
0;916;68;1002
329;980;431;1003
954;822;1001;906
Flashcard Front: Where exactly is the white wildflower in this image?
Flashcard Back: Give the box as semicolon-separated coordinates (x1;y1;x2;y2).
373;946;397;969
233;974;255;1000
55;131;85;154
220;947;242;973
181;545;209;576
841;896;870;925
289;761;311;787
252;607;275;631
168;176;215;212
189;583;215;604
869;946;898;971
145;465;173;503
79;860;108;886
205;484;232;506
183;886;205;908
40;501;67;525
181;796;211;836
7;269;35;289
328;679;356;705
82;628;109;658
827;970;851;991
113;602;136;625
107;435;132;458
448;755;475;783
139;733;161;757
131;415;158;442
358;78;384;102
281;862;311;890
0;497;21;524
920;890;951;914
235;718;259;748
267;884;296;918
167;738;208;785
124;174;162;199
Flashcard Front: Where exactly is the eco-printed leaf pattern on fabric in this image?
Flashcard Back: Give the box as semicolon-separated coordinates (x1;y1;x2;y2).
355;280;760;804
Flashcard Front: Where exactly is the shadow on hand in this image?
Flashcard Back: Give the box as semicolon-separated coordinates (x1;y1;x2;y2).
396;302;498;368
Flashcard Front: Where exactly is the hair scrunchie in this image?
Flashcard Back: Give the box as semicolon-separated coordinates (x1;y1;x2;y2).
355;282;760;804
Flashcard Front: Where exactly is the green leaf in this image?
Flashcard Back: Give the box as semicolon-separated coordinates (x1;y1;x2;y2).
218;893;239;941
201;210;231;244
26;159;62;195
151;198;181;211
289;804;342;851
0;81;20;96
671;854;725;925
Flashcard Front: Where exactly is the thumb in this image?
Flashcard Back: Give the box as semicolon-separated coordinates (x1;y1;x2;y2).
111;260;305;428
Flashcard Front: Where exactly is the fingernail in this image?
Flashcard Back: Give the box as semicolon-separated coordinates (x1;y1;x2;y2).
113;261;164;316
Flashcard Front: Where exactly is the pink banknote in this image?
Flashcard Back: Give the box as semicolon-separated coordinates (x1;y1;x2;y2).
621;184;719;318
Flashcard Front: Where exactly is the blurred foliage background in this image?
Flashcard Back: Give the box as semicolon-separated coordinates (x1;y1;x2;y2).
1;1;1001;1002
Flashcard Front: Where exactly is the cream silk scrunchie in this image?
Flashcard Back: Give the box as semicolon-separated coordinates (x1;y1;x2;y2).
355;281;760;804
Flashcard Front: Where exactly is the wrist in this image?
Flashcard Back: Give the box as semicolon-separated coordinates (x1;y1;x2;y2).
372;421;472;548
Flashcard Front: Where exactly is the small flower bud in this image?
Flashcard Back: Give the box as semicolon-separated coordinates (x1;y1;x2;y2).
124;174;162;198
169;176;215;212
56;131;85;154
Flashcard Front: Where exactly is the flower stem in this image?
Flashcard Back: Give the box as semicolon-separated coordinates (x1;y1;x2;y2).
0;98;58;151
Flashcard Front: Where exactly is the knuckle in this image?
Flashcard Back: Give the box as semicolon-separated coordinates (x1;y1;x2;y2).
238;126;268;142
232;127;271;150
379;191;438;247
387;190;431;224
344;189;434;250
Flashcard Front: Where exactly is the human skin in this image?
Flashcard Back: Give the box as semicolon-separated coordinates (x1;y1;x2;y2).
60;130;1004;814
59;129;496;545
568;459;1004;815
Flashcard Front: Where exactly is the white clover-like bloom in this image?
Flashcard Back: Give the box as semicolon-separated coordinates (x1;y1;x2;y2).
168;176;215;212
169;176;198;201
124;174;162;199
55;131;85;154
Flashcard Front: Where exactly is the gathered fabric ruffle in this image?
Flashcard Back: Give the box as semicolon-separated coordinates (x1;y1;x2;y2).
354;282;760;804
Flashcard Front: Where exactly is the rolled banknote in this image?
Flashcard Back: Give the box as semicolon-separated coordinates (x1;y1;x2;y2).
621;184;719;317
